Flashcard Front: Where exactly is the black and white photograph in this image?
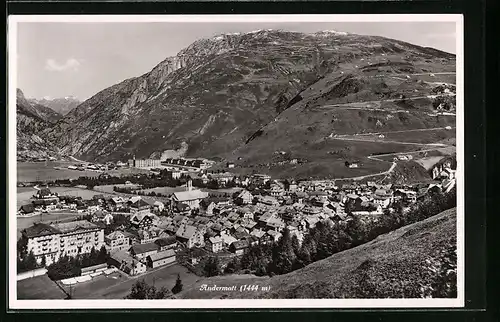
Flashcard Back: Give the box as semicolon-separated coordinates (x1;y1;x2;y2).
8;14;464;309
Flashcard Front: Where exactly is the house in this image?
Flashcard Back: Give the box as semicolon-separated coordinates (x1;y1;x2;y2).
154;236;177;251
227;162;235;169
176;224;204;248
266;217;285;232
91;210;113;225
207;236;224;253
236;190;253;205
220;232;238;247
130;213;156;230
229;240;249;256
146;249;176;268
129;242;159;261
172;181;208;209
270;184;285;197
153;201;165;213
257;196;280;207
209;173;235;185
105;231;130;251
288;181;298;192
18;204;38;217
130;199;151;214
252;174;271;184
267;230;282;242
35;187;58;200
109;250;147;276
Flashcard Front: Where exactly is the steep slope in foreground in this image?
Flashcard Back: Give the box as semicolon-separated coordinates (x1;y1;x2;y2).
180;207;457;299
44;30;455;163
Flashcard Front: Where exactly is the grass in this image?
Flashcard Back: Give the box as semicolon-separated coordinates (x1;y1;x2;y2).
59;264;201;299
17;186;115;209
17;161;149;183
17;274;67;299
180;208;457;299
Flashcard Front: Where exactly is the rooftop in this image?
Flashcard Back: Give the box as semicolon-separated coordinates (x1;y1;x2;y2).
23;223;60;238
52;220;99;234
148;249;175;262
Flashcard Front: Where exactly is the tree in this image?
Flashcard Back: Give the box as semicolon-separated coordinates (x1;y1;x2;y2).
126;279;172;299
17;236;28;258
203;257;220;277
24;251;38;271
171;274;183;294
97;245;108;264
269;228;296;275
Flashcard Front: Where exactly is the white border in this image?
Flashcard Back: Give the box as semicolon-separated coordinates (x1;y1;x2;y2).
8;14;464;310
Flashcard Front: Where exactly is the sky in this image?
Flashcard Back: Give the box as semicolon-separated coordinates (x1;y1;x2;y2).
15;20;457;100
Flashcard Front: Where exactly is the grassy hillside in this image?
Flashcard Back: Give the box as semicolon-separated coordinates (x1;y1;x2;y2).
180;207;457;299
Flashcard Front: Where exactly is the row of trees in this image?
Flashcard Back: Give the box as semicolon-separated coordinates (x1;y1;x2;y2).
47;246;109;281
222;187;456;277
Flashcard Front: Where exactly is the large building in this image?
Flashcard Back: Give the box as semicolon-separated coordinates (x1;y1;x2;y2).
21;220;105;266
128;156;161;168
171;180;208;209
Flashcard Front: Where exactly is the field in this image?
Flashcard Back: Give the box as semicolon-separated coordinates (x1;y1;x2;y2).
57;263;201;299
17;162;150;183
17;274;67;299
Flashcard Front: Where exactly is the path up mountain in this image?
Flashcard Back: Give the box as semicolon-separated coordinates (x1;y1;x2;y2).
37;30;455;166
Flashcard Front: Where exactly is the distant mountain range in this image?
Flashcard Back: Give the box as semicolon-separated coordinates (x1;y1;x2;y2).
16;29;456;177
28;96;81;116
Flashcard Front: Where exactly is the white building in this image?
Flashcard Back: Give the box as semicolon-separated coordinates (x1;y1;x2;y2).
22;221;105;266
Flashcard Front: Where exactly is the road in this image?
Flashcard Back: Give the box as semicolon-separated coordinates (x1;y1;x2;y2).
319;93;456;110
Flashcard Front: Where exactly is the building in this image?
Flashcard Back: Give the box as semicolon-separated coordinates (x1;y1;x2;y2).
17;204;39;217
172;180;208;209
207;236;224;253
109;250;147;276
34;187;58;200
176;224;204;248
146;249;176;268
236;190;253;205
229;240;249;256
129;243;159;261
130;212;157;230
128;156;161;168
21;223;62;266
154;236;177;251
153;201;165;213
130;199;151;214
53;221;105;258
105;231;130;252
22;221;105;266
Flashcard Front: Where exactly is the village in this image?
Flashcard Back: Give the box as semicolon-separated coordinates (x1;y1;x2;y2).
16;155;457;294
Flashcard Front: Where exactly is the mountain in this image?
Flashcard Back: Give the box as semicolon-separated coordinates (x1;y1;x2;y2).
29;96;81;116
16;89;63;160
42;30;455;168
179;207;457;299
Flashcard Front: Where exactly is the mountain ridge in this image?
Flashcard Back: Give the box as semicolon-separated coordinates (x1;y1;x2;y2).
19;30;455;170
